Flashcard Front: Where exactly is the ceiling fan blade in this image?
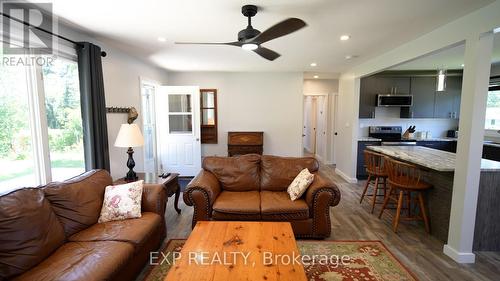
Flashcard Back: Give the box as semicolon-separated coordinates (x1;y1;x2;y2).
253;47;281;61
250;18;306;44
175;41;242;46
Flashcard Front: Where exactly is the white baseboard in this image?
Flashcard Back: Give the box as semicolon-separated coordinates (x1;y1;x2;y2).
443;244;476;263
335;168;358;183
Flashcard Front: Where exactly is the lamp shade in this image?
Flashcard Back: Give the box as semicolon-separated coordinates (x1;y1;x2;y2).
114;124;145;148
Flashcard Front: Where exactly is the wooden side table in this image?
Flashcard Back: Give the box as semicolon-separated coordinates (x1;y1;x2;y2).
114;172;181;214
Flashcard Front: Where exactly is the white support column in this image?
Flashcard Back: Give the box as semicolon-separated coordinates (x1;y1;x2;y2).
444;32;494;263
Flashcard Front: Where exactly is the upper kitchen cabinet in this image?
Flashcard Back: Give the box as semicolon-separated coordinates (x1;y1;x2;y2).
359;76;378;118
359;76;410;118
404;76;436;118
434;75;462;119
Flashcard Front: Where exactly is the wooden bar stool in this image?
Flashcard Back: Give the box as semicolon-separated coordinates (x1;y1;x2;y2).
378;157;432;233
360;150;388;213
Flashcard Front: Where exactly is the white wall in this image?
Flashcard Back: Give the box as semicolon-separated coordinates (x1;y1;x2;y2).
359;107;459;138
102;51;168;179
57;24;169;179
303;79;339;164
167;72;304;157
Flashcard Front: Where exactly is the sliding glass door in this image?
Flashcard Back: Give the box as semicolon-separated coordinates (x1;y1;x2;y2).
0;51;84;193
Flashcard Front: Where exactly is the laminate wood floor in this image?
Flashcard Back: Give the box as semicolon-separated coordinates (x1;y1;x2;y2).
160;164;500;281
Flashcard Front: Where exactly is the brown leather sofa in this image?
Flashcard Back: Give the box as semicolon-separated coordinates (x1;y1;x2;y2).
0;169;167;281
183;154;341;238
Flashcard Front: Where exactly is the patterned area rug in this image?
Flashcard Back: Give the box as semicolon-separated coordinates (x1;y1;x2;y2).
142;239;417;281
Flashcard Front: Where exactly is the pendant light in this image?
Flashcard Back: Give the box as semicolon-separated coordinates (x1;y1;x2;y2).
436;69;447;92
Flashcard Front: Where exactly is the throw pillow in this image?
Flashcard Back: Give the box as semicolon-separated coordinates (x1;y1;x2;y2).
98;180;143;223
287;168;315;201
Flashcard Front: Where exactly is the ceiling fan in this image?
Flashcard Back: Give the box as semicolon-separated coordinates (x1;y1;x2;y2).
175;5;307;61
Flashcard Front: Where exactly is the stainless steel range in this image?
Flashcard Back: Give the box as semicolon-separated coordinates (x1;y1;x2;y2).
369;126;417;146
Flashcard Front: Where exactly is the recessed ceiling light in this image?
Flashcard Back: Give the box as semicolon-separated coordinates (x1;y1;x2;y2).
461;64;465;67
340;35;351;41
345;55;358;60
313;75;319;79
310;62;317;67
157;37;167;42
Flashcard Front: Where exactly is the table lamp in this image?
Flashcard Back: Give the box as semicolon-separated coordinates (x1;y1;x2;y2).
115;123;144;181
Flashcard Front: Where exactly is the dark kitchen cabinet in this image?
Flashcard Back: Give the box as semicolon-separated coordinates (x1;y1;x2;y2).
359;77;378;118
357;141;382;179
402;77;436;118
359;76;410;118
482;144;500;162
434;76;462;119
417;141;456;153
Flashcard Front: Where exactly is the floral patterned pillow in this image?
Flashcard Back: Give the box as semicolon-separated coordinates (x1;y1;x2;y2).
287;168;315;201
98;180;143;223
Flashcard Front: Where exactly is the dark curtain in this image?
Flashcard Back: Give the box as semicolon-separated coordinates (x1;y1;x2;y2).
77;42;110;171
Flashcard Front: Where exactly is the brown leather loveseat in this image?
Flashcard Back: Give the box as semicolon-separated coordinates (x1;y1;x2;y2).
0;169;166;281
183;154;341;238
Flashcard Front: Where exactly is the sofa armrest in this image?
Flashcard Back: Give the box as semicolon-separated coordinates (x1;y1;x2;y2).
141;184;167;217
305;172;341;210
183;170;221;228
183;170;221;207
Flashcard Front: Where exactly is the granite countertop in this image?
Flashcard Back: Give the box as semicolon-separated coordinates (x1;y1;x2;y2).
366;146;500;172
358;137;457;142
358;137;382;141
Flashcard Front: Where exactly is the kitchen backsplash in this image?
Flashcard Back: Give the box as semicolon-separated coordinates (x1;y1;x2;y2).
359;107;459;138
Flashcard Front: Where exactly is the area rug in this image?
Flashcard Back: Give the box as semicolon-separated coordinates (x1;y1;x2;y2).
142;239;417;281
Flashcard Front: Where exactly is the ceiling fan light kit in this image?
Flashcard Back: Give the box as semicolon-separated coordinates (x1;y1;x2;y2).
175;4;306;61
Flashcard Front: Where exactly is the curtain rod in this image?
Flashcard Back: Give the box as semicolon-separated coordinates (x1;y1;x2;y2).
0;12;106;57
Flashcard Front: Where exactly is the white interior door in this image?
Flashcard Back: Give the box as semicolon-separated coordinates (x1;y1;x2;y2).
303;97;312;152
315;96;327;161
156;86;201;176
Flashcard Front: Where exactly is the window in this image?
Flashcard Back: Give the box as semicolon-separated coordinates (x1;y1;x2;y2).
485;87;500;130
0;51;84;194
200;89;218;143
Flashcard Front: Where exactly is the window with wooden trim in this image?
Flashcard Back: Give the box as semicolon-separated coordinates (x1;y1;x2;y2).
200;89;218;143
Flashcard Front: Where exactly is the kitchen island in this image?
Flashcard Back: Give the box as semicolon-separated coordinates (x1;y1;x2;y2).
366;146;500;251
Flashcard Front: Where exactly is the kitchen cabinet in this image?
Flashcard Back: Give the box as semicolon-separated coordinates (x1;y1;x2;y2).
359;76;410;118
402;77;436;118
359;76;378;118
482;144;500;162
357;141;382;179
434;76;462;119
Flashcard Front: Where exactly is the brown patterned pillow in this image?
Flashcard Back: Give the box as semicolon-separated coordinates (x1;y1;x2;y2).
98;180;143;223
287;168;314;201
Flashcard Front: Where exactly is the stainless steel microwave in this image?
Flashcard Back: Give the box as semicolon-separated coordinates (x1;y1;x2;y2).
377;95;413;107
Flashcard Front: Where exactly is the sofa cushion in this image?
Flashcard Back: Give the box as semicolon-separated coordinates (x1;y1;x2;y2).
13;241;134;281
0;188;66;279
212;191;261;220
43;169;113;237
69;212;161;252
260;191;309;220
260;155;319;191
203;154;260;191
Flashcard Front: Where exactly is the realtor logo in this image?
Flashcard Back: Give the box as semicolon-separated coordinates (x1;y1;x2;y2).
1;0;54;54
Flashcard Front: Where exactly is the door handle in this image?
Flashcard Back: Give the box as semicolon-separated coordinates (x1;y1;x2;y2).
196;138;200;141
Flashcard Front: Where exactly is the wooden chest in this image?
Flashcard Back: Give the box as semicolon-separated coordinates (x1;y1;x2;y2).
227;131;263;156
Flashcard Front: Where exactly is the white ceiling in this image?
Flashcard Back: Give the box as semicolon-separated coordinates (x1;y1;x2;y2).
390;33;500;70
49;0;495;73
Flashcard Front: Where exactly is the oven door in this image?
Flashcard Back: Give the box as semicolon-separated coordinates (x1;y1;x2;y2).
381;142;417;146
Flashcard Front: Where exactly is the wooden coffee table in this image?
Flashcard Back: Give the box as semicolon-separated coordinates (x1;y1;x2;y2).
165;221;307;281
